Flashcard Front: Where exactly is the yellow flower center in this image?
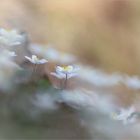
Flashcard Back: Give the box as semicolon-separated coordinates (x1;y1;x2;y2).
62;66;72;71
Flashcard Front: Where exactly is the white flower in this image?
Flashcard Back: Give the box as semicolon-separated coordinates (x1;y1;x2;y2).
124;76;140;90
0;51;21;90
51;65;79;79
111;106;137;125
8;51;17;57
25;55;48;64
30;44;76;63
0;28;23;46
3;50;17;57
32;93;58;111
45;47;76;63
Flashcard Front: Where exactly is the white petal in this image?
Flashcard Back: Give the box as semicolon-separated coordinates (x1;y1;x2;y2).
50;72;60;78
39;59;48;64
56;66;63;72
51;72;65;79
25;56;34;63
67;73;78;79
6;51;17;57
25;56;31;60
32;55;37;59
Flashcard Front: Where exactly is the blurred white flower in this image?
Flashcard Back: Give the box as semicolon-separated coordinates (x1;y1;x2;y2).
30;44;76;63
51;65;79;79
79;65;123;87
124;76;140;90
59;89;98;109
46;47;76;63
32;93;59;111
60;89;114;113
3;50;17;57
0;28;23;46
25;55;48;64
111;106;137;125
0;52;21;90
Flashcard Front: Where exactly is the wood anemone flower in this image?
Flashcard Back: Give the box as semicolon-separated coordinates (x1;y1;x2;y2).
25;55;48;64
51;65;79;79
51;65;79;89
111;106;137;125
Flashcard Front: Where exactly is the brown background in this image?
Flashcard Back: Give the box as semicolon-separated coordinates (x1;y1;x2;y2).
1;0;140;74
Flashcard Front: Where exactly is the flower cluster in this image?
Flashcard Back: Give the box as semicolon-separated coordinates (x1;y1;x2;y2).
0;28;23;47
0;28;79;89
0;28;25;58
3;50;17;57
30;44;76;63
111;106;137;125
0;27;139;128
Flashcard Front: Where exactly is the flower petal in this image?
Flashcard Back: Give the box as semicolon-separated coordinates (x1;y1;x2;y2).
51;72;65;79
25;56;34;63
56;66;63;72
39;59;48;64
67;73;78;79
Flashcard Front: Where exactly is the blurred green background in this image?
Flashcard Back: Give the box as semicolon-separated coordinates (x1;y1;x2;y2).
1;0;140;74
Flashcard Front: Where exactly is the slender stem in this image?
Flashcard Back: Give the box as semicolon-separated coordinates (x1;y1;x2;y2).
31;64;37;80
34;64;37;74
31;65;34;77
63;73;68;89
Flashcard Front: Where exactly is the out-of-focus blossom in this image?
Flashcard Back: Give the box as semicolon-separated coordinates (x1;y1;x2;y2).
25;55;48;64
124;76;140;90
59;89;114;113
30;44;76;63
0;28;23;46
32;93;59;111
0;52;21;90
46;47;76;63
111;106;137;125
59;89;95;109
79;65;123;87
3;50;17;57
51;65;79;79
